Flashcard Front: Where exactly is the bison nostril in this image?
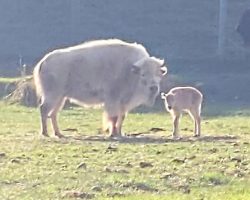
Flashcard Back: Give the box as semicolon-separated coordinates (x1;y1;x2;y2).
150;86;158;93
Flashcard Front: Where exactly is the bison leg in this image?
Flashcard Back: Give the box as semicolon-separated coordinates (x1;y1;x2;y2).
108;116;118;137
103;101;121;137
40;99;60;137
49;98;66;138
39;96;65;137
102;111;110;133
116;114;126;136
103;112;124;137
39;102;49;137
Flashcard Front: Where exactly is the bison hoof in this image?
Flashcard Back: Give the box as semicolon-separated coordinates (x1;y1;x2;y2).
41;132;49;137
55;132;65;138
109;133;122;140
172;135;182;140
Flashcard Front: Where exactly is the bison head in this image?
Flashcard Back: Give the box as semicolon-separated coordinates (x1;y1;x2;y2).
132;57;167;106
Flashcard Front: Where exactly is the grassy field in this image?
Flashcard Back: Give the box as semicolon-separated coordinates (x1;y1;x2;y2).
0;102;249;200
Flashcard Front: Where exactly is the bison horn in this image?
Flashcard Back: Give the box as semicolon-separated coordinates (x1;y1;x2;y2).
160;64;167;75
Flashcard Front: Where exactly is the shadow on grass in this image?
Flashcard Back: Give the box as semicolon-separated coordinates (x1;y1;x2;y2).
63;132;238;144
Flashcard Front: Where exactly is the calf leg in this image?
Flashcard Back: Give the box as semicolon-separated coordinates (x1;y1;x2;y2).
194;115;201;137
171;112;181;139
189;109;201;137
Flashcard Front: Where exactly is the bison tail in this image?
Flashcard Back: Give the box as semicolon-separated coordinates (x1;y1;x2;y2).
33;59;45;104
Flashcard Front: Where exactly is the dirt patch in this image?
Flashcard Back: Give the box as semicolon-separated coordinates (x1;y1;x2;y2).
62;191;95;199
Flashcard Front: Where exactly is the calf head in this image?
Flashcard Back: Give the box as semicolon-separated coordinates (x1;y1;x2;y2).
161;92;174;111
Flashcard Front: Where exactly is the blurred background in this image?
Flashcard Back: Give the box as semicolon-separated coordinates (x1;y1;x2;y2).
0;0;250;114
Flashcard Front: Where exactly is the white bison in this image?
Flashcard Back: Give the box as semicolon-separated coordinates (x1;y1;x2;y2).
161;87;203;138
33;39;167;138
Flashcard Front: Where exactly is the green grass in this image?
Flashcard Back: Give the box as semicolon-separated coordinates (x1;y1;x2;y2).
0;102;249;199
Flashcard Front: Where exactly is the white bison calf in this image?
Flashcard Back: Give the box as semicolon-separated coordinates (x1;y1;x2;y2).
161;87;203;138
33;39;167;138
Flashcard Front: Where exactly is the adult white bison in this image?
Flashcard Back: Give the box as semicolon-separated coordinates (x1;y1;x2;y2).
33;39;167;138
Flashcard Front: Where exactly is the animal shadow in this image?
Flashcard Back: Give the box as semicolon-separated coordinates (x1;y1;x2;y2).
58;127;238;144
68;132;238;144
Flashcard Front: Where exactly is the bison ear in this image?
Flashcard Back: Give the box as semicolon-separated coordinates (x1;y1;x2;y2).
131;65;141;74
132;58;144;74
